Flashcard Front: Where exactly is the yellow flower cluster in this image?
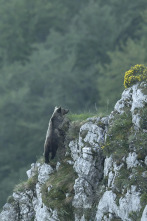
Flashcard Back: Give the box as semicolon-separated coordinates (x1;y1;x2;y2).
124;64;147;88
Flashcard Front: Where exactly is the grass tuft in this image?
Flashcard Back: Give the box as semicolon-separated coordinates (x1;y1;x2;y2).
14;173;38;192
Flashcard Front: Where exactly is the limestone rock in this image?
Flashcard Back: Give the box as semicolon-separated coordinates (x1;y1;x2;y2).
141;205;147;221
96;186;141;221
26;163;40;179
70;117;107;219
126;152;140;169
114;82;147;128
38;163;54;184
0;203;17;221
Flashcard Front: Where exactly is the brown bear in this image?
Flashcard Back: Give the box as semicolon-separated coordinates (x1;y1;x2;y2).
44;106;69;164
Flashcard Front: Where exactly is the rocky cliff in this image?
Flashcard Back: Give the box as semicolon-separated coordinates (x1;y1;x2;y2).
0;81;147;221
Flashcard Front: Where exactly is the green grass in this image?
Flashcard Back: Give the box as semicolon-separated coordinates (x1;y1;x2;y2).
36;156;44;164
102;108;147;219
103;112;133;160
128;211;140;221
7;195;15;204
41;160;77;221
14;173;38;192
67;110;108;122
65;120;83;142
128;131;147;161
141;192;147;208
68;112;96;122
139;105;147;130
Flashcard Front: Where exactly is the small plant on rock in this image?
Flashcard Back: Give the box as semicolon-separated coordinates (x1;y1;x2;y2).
14;173;38;192
7;195;15;204
140;192;147;209
124;64;147;88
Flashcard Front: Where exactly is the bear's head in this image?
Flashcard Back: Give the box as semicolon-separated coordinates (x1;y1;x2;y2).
53;106;69;118
57;106;69;116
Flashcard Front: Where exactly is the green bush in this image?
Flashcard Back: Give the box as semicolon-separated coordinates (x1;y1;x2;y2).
124;64;147;88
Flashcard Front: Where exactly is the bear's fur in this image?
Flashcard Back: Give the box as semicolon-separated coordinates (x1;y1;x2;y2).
44;106;69;164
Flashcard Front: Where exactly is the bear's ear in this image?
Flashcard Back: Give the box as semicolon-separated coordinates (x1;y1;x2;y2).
57;107;61;113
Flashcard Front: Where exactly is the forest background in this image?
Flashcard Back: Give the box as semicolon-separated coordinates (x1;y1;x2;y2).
0;0;147;208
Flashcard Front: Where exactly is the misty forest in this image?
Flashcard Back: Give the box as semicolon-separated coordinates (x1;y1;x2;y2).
0;0;147;208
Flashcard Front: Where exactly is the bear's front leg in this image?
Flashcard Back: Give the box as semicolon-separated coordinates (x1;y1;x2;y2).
51;143;58;160
44;146;50;164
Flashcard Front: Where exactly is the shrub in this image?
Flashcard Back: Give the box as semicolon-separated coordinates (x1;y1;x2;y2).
124;64;147;88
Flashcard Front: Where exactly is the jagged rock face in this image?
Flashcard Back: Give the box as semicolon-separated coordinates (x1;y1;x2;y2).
96;155;142;221
0;163;59;221
0;82;147;221
97;83;147;221
113;81;147;129
70;117;107;217
96;187;141;221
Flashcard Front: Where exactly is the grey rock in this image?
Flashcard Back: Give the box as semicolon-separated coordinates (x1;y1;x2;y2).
114;82;147;129
38;163;54;184
72;178;93;208
0;203;17;221
96;186;141;221
141;205;147;221
26;163;40;179
126;152;140;169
